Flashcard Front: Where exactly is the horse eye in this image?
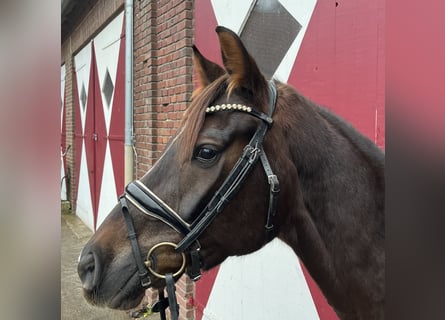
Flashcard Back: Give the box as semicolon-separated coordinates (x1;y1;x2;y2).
195;147;218;162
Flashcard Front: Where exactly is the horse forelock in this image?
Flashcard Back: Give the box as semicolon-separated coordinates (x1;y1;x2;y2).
177;73;272;164
178;76;229;163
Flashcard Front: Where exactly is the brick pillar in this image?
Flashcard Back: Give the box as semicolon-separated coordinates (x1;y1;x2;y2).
133;0;195;319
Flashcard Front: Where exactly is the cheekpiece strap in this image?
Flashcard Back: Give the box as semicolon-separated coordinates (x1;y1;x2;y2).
119;196;151;288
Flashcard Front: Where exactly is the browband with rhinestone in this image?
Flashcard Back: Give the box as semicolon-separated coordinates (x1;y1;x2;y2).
206;103;273;126
206;103;252;113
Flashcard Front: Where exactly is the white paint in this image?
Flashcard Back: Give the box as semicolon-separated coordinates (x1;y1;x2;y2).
211;0;255;34
203;239;320;320
93;12;125;227
210;0;317;82
74;42;92;134
273;0;317;82
76;140;94;230
93;11;124;135
74;42;94;230
73;14;125;231
199;2;321;318
96;142;118;228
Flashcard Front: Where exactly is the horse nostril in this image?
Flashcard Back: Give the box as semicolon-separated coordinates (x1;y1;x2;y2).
78;251;100;292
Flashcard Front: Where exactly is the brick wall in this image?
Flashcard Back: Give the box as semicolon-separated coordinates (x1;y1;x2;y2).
60;47;74;205
62;0;196;318
61;39;74;209
133;0;194;176
133;0;195;318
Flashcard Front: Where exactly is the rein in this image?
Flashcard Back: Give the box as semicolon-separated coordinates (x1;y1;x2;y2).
120;80;279;319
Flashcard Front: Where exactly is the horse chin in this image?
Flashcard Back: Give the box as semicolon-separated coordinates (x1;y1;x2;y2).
108;288;146;310
82;270;146;311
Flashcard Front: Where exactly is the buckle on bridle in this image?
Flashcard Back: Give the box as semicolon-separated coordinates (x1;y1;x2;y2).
268;174;280;193
246;144;261;163
139;272;152;288
144;242;186;279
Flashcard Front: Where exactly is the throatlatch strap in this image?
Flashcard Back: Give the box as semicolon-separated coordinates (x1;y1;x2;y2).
259;151;280;240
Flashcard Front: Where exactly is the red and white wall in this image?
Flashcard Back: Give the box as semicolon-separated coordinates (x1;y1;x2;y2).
62;0;384;318
193;0;384;319
73;12;126;231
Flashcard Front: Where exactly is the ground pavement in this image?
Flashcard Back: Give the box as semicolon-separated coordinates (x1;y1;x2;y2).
61;208;159;319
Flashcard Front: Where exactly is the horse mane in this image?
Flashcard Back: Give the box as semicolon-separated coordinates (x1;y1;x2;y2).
315;105;385;166
178;75;229;163
273;82;384;169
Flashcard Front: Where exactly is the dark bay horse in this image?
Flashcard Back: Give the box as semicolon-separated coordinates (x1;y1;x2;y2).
78;27;384;319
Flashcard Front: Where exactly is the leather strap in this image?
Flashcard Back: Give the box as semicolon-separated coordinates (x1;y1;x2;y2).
126;181;190;235
120;80;279;288
188;248;202;281
175;81;278;251
260;151;280;241
156;290;167;320
120;196;151;288
165;273;179;320
175;124;268;252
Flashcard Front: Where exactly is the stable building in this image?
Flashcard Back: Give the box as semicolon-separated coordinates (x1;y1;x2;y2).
61;1;384;319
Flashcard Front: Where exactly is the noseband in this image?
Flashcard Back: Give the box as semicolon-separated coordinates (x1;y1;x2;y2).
119;81;279;319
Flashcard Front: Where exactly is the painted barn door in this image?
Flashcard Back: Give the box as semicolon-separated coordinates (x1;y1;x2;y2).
73;12;125;231
194;0;384;319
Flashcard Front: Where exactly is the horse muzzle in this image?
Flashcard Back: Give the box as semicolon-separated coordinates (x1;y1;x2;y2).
77;250;101;293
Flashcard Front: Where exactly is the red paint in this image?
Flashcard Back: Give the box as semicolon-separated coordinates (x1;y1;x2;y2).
84;42;108;231
194;267;219;320
300;261;338;320
109;28;126;197
74;17;126;231
289;0;385;147
92;42;108;231
193;0;222;66
193;0;384;318
83;43;98;230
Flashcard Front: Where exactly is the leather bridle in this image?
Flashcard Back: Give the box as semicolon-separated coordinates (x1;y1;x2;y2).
120;80;279;319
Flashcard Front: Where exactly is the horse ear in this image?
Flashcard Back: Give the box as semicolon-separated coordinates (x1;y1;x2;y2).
215;26;267;95
193;45;225;87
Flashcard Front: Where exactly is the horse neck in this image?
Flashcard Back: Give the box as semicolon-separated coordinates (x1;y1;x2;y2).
274;88;385;316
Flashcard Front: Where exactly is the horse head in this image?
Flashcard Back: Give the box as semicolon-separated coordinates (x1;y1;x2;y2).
77;27;292;310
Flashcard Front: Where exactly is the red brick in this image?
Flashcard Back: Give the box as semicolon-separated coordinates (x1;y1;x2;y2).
63;0;195;317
